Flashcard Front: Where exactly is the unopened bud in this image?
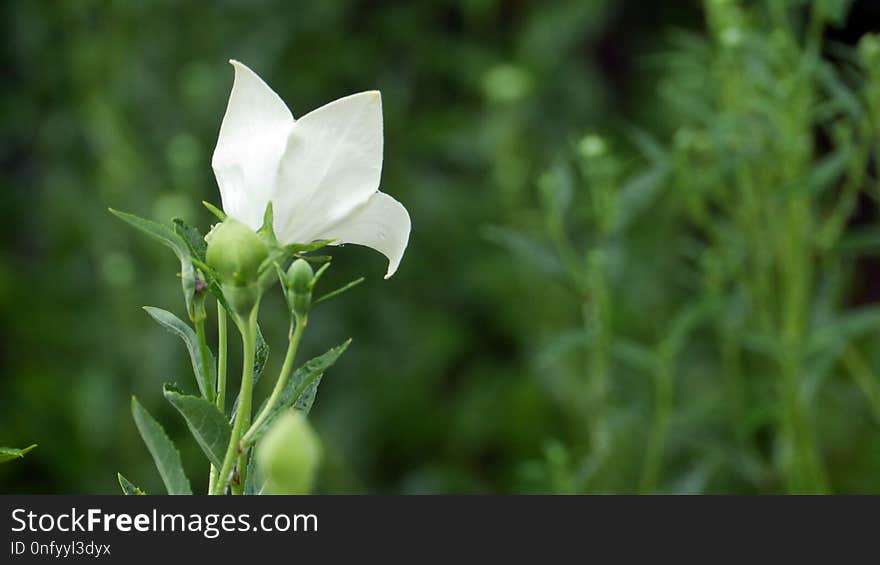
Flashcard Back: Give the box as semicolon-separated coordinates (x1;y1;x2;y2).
205;219;268;287
257;411;322;495
286;259;314;318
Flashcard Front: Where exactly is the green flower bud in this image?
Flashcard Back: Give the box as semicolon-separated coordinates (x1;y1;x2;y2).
205;219;269;287
286;259;314;319
257;411;322;495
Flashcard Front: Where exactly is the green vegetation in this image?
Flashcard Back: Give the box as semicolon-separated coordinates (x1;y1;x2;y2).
2;0;879;493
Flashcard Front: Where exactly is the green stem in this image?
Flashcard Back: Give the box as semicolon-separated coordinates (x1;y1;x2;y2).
194;314;215;404
216;303;228;410
193;304;217;493
780;351;827;493
208;304;229;493
639;349;674;493
241;315;307;448
212;304;258;495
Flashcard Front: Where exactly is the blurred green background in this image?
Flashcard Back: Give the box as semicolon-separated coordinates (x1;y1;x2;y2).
2;0;880;494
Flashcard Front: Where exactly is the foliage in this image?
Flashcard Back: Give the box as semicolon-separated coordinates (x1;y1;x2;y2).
2;0;879;493
498;0;880;493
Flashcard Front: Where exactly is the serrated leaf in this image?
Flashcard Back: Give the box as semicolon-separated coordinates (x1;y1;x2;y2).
254;324;269;381
173;218;207;261
250;340;350;441
293;375;323;415
144;306;215;399
110;208;197;317
130;397;192;495
117;473;146;495
0;444;36;463
163;385;231;468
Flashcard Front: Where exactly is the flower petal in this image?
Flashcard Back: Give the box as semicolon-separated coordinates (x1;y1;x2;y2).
315;192;411;279
273;91;383;244
212;60;294;230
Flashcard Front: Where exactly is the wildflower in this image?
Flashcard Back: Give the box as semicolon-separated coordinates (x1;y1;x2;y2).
212;60;411;278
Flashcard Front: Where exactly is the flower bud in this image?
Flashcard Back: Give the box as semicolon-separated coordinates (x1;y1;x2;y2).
257;411;322;495
286;259;314;318
205;219;268;287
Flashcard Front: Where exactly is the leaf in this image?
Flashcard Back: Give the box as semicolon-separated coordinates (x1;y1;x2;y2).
0;444;36;464
314;277;365;305
202;200;227;221
807;307;880;355
117;473;146;495
293;375;323;415
110;208;197;316
144;306;215;399
286;240;334;254
163;384;231;468
130;396;192;495
173;218;207;261
254;325;270;381
837;226;880;255
250;339;351;442
807;146;852;196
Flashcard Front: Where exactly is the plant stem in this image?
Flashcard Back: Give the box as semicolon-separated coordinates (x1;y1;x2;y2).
194;316;215;404
241;316;307;448
212;303;258;495
193;308;218;493
582;249;611;490
639;348;673;493
216;302;228;410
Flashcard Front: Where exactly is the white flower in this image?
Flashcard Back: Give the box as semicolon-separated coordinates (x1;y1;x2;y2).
211;60;411;279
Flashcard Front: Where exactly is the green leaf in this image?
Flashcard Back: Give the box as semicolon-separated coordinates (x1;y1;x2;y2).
807;146;852;196
110;208;197;317
144;306;215;399
130;396;192;495
117;473;146;495
251;339;351;441
254;325;270;381
286;240;334;254
202;200;227;221
173;218;207;261
314;277;365;305
0;444;36;463
163;384;231;468
293;374;323;415
808;307;880;355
